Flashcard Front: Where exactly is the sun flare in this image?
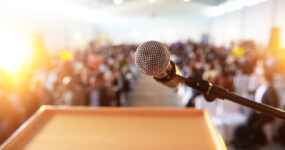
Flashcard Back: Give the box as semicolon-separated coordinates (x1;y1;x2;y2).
0;29;33;72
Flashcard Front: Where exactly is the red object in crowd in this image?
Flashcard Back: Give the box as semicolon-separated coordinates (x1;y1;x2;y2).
87;53;104;70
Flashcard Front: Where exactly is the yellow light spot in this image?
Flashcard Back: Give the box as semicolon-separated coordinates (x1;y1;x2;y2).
59;50;73;61
231;47;246;56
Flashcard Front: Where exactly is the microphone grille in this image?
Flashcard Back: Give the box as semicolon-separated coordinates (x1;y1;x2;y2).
135;41;170;75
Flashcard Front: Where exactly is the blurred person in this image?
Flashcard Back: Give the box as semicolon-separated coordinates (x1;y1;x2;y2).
202;63;219;84
0;93;23;144
110;67;123;106
247;59;266;99
57;61;73;80
217;71;234;92
53;76;74;105
233;71;280;149
247;71;279;146
93;72;110;106
121;71;132;105
185;64;203;107
88;73;99;106
205;48;216;63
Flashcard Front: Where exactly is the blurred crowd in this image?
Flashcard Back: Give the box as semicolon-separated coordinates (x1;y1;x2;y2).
169;40;268;105
0;41;138;144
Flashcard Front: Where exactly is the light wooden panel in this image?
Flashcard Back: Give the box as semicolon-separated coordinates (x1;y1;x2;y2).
1;106;226;150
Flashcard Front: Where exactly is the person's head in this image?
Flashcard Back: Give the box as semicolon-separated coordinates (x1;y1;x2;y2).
209;63;215;70
264;71;274;84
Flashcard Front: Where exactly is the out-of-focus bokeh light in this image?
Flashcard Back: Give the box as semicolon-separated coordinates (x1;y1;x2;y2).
231;47;246;56
0;28;33;72
59;50;73;61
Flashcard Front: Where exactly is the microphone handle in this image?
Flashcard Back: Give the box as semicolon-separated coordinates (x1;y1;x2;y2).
154;61;181;89
176;75;285;120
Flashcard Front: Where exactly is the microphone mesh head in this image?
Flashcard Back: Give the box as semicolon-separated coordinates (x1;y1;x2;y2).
135;41;170;76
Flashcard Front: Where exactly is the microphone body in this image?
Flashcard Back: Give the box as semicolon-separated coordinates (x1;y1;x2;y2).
153;60;182;89
135;40;182;89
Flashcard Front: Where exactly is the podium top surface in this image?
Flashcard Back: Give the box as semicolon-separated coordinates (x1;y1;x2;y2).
1;106;225;150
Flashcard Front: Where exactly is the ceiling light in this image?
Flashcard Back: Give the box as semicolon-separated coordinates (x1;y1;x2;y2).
183;0;191;2
114;0;123;5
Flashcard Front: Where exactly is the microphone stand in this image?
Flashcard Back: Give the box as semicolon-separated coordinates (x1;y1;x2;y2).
174;74;285;120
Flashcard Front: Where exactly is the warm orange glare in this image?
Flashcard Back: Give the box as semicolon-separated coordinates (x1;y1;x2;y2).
0;29;33;72
282;33;285;49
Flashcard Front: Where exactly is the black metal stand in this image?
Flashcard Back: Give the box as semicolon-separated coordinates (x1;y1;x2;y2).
174;74;285;120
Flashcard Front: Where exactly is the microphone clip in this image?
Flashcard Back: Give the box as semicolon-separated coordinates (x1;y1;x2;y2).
185;78;216;102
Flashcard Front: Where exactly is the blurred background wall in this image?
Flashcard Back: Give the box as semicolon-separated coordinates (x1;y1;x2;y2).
1;0;285;52
210;0;285;47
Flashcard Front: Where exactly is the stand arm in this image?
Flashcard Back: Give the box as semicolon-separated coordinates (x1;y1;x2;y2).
224;91;285;120
175;75;285;120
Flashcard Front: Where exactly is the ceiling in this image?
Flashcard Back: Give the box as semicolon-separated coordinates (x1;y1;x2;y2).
64;0;229;17
53;0;230;21
67;0;229;11
197;0;228;5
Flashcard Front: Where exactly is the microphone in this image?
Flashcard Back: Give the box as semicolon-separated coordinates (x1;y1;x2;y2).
135;40;182;89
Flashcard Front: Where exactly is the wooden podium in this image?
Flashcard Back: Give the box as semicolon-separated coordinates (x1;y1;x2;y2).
1;106;226;150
